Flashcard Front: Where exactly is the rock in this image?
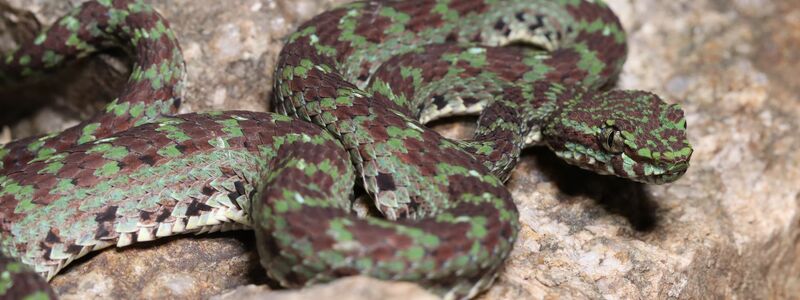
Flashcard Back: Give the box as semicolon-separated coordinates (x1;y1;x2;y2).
211;277;437;300
51;231;266;299
1;0;798;299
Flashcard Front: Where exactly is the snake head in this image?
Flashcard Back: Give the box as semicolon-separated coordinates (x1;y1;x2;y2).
542;90;692;184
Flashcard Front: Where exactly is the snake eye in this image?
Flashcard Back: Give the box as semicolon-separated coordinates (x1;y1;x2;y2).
599;125;625;154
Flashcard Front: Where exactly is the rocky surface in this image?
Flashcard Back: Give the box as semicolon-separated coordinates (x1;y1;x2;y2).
1;0;799;299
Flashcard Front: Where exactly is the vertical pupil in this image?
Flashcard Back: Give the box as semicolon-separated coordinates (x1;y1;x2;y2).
607;130;616;148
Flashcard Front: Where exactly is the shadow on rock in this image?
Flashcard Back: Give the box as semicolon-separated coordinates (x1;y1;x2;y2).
525;146;659;231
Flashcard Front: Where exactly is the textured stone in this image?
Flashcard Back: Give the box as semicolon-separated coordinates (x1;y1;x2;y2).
52;231;266;299
1;0;798;299
212;277;437;300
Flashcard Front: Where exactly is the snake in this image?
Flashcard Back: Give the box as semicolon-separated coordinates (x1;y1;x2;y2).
0;0;693;299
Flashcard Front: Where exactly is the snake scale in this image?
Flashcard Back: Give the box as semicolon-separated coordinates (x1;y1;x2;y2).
0;0;692;299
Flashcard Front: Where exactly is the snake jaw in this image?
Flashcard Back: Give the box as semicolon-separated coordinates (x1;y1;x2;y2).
618;151;691;184
552;146;690;184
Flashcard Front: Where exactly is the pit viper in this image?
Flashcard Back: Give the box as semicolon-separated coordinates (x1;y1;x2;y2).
0;0;692;299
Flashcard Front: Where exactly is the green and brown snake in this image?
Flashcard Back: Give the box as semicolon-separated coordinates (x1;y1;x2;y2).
0;0;692;299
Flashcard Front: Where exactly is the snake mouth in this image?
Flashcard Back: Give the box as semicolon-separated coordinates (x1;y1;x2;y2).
554;149;690;184
637;162;689;184
621;157;691;184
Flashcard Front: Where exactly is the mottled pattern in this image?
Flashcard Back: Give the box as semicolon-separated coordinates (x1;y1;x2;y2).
0;0;184;173
0;0;692;299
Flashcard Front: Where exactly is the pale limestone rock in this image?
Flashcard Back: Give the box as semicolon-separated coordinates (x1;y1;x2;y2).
212;277;438;300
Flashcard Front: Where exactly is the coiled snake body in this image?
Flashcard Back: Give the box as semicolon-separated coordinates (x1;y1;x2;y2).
0;0;692;299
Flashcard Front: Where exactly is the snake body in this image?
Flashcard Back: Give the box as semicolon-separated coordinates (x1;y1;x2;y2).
0;0;692;299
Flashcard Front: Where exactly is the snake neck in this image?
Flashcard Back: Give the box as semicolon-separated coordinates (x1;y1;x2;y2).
460;80;566;180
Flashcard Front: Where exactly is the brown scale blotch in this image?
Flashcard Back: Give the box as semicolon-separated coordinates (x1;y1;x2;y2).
432;95;448;110
274;168;333;200
515;12;527;22
563;1;627;80
308;6;348;46
185;199;213;217
313;8;355;64
137;154;157;166
393;0;442;33
44;228;62;244
0;196;22;231
118;135;155;155
226;193;244;210
458;201;507;249
297;72;332;102
31;175;58;202
434;147;485;172
416;51;452;82
405;195;436;218
39;244;53;264
370;60;418;99
493;18;507;32
356;62;372;82
610;156;625;176
155;207;173;223
279;208;338;250
65;244;84;255
632;160;645;177
543;49;588;84
450;0;489;17
400;137;451;177
421;218;473;267
566;0;621;26
330;100;371;123
375;172;396;191
180;122;213;139
483;47;531;82
365;118;391;139
281;270;307;287
200;185;216;196
349;217;415;261
528;14;547;32
576;31;626;80
462;96;482;106
111;152;141;174
95;205;118;223
94;205;118;239
446;174;501;199
352;9;392;45
138;210;156;224
234;118;261;133
71;168;101;188
132;141;162;167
